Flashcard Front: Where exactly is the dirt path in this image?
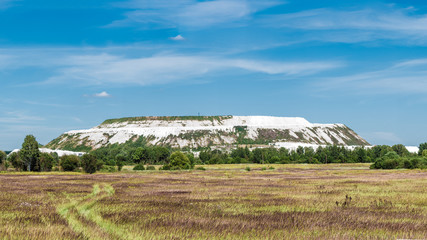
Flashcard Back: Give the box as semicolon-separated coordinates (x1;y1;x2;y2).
57;184;138;240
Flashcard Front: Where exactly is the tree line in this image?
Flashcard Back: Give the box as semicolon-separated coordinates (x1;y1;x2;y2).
1;135;427;173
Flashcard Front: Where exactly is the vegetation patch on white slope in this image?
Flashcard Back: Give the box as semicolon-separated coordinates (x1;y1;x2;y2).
46;116;370;151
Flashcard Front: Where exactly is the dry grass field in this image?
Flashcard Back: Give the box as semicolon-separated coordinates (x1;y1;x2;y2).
0;164;426;239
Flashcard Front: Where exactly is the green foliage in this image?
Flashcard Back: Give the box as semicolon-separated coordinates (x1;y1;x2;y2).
116;160;124;171
81;154;98;174
8;152;25;171
146;165;156;170
196;167;206;171
96;160;104;171
418;142;427;156
60;155;80;171
371;151;427;169
133;164;145;171
39;153;54;172
422;149;427;157
163;151;193;170
0;150;6;165
245;166;251;171
101;115;233;125
391;144;410;157
132;147;150;164
20;135;41;171
100;165;116;172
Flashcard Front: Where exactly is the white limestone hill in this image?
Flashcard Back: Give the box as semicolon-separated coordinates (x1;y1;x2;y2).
45;116;369;151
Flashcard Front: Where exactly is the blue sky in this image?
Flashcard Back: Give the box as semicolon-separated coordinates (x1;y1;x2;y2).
1;0;427;150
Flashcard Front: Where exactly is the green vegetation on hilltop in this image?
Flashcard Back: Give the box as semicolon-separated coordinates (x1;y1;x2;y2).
101;115;233;125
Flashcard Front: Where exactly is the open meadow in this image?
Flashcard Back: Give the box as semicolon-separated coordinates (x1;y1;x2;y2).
0;164;426;239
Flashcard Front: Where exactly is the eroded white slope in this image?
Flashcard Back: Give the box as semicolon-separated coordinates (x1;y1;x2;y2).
55;116;367;149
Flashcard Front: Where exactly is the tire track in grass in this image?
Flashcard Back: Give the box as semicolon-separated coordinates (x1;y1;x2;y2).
57;183;138;240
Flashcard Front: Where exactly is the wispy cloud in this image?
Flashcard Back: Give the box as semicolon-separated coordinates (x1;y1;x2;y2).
319;58;427;94
42;53;341;86
263;6;427;44
109;0;282;28
0;111;44;123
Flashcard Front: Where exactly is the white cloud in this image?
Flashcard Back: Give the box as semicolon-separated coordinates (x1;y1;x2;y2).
0;111;44;123
263;6;427;44
42;54;341;86
320;58;427;94
169;35;185;41
109;0;282;28
93;91;111;98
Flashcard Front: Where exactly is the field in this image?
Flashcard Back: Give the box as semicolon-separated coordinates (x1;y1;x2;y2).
0;164;426;239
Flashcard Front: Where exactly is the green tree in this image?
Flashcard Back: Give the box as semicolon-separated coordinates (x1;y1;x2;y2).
132;147;150;164
8;152;25;171
60;155;80;171
20;135;41;171
0;150;6;166
81;154;97;174
419;143;427;156
163;151;193;170
39;153;54;171
392;144;409;157
153;146;170;164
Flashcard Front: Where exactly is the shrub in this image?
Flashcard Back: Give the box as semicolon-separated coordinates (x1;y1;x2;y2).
81;154;98;174
268;166;275;170
196;167;206;171
371;151;401;169
163;151;193;170
261;167;267;171
60;155;80;171
245;166;251;171
133;164;145;171
146;165;156;170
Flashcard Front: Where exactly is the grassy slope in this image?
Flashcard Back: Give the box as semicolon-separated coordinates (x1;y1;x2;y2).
1;164;426;239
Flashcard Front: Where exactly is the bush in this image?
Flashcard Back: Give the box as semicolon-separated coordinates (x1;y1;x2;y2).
163;151;193;170
196;167;206;171
146;165;156;170
245;166;251;171
133;164;145;171
371;151;400;169
81;154;98;174
60;155;80;171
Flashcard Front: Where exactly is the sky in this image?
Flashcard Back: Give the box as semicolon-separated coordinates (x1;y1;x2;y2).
1;0;427;150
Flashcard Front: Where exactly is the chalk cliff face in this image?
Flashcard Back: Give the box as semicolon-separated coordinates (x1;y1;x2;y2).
45;116;369;151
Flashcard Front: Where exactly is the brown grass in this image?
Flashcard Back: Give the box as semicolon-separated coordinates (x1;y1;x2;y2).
0;164;426;239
